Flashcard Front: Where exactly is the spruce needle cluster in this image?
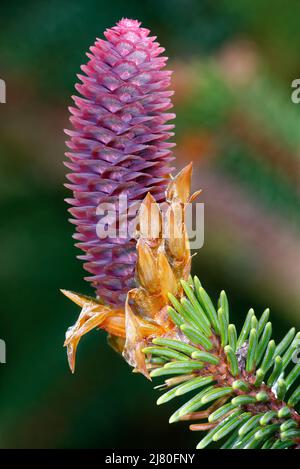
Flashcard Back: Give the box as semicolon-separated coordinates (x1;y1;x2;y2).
144;277;300;449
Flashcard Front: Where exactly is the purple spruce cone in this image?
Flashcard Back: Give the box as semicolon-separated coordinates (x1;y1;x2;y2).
64;19;175;306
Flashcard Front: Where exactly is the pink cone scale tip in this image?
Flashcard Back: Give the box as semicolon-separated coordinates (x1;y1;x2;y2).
64;19;175;306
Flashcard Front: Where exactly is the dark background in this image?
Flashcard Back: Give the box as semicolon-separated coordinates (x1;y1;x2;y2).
1;0;300;448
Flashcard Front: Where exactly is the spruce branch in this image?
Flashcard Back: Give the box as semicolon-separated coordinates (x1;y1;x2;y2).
143;277;300;449
61;18;300;450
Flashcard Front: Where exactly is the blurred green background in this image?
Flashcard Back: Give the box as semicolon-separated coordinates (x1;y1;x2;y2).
1;0;300;448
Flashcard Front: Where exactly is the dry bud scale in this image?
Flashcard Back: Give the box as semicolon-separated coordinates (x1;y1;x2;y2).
62;19;300;449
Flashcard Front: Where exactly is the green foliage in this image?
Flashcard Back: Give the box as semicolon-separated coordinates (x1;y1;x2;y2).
143;276;300;449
